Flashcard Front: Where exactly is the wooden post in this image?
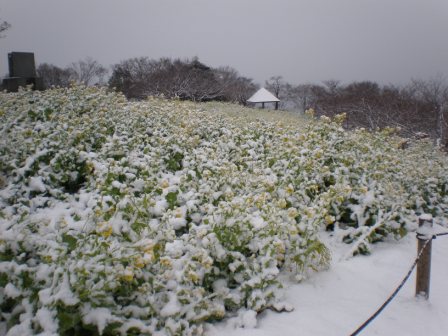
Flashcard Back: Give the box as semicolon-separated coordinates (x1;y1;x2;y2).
262;102;265;109
415;215;433;299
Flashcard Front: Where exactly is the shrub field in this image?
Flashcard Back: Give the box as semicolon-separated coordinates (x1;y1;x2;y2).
1;86;447;335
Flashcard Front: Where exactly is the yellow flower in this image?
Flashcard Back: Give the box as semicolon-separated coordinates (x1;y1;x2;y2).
97;222;113;238
289;226;298;235
187;271;200;283
273;241;286;254
325;215;335;225
122;267;134;282
213;307;225;319
277;198;287;209
143;252;155;264
22;129;33;137
305;108;315;117
255;193;267;207
160;180;169;188
308;184;319;192
174;208;184;218
288;207;298;218
320;115;331;123
197;227;208;239
101;226;113;238
192;135;200;146
225;190;234;200
160;257;172;268
59;219;68;228
134;256;146;269
334;113;347;124
304;207;314;219
140;240;155;254
86;161;95;173
201;256;213;269
43;255;53;263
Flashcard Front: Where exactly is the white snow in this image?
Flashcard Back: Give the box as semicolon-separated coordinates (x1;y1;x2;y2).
419;213;433;222
2;85;448;336
4;283;21;298
52;273;79;306
168;217;187;230
29;177;46;193
160;292;182;317
153;200;168;216
247;88;280;103
241;310;258;328
211;233;448;336
250;215;266;230
35;308;58;334
165;240;185;258
82;306;118;335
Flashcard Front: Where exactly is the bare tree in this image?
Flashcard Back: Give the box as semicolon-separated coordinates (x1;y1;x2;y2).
0;18;10;38
283;83;319;112
109;57;257;103
68;57;108;86
322;80;341;96
265;76;284;98
109;57;156;99
37;63;72;88
214;66;257;104
410;76;448;143
265;76;288;109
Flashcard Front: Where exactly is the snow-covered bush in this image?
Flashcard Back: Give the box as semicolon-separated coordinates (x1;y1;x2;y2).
0;86;447;335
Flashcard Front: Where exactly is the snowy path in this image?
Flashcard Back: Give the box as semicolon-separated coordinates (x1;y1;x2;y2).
211;233;448;336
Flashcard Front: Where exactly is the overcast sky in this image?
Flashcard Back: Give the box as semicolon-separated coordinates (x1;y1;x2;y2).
1;0;448;86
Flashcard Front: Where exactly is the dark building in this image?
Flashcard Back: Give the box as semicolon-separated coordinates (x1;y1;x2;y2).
2;52;44;92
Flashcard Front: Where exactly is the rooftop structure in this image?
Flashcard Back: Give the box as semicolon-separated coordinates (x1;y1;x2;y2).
247;87;280;109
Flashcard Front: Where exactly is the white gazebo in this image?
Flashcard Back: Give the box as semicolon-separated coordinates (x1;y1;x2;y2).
247;87;280;110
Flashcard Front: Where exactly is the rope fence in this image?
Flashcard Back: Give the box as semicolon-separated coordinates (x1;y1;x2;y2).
349;217;448;336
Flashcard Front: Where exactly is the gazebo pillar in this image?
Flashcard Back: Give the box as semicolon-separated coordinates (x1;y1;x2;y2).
247;88;280;111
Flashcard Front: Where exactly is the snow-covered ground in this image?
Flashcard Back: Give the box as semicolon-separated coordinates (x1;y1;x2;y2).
2;88;448;335
211;231;448;336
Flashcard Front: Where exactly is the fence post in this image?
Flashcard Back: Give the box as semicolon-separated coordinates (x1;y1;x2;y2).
415;215;433;299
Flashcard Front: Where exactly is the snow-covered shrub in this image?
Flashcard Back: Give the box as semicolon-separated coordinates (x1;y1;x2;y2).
0;86;447;335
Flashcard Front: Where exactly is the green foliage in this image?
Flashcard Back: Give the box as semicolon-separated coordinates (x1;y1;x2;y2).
1;87;447;335
165;191;179;210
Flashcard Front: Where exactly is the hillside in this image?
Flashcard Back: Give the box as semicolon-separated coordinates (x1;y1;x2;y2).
1;86;447;335
212;232;448;336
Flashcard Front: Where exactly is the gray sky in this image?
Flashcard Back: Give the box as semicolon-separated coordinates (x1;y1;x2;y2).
1;0;448;85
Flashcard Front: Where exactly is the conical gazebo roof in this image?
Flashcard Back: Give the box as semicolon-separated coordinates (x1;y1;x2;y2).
247;88;280;103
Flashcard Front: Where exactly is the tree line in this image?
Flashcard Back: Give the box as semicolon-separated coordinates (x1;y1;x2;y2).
34;57;448;144
266;76;448;144
2;14;447;143
35;56;256;104
36;57;108;88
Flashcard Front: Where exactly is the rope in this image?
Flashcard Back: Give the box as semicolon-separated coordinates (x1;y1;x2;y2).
349;230;448;336
416;232;448;240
